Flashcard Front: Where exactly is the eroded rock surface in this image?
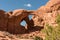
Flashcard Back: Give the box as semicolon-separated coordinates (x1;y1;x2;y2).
32;0;60;27
0;10;8;31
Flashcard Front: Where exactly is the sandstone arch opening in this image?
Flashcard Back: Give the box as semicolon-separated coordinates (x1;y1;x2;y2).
28;15;33;20
19;15;34;30
20;15;33;27
20;20;26;26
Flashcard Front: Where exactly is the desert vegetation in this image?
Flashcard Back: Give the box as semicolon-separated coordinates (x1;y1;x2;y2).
41;15;60;40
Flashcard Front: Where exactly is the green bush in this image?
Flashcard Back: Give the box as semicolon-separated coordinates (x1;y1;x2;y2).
41;15;60;40
56;15;60;25
34;36;43;40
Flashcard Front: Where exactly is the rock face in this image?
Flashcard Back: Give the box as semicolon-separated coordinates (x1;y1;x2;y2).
32;0;60;27
0;10;8;31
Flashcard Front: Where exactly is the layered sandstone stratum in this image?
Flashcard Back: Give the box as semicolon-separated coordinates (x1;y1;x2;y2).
0;0;60;40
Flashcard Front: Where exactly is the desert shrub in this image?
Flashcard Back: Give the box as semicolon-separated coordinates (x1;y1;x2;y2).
41;15;60;40
34;36;43;40
56;14;60;25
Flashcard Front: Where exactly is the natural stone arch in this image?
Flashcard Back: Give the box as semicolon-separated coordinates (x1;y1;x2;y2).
7;9;35;34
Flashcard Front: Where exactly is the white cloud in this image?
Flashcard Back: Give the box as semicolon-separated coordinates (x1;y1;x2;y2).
24;4;32;7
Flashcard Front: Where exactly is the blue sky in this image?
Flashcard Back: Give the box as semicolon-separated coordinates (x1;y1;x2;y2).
0;0;48;11
0;0;48;26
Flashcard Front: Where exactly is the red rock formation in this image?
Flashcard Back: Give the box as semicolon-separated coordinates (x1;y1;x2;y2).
0;10;8;31
0;9;35;34
32;0;60;27
6;9;35;34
